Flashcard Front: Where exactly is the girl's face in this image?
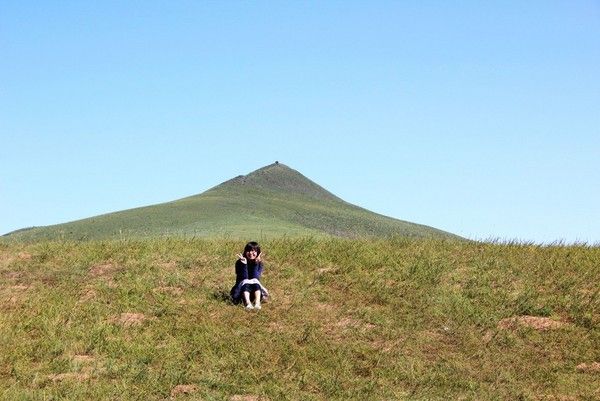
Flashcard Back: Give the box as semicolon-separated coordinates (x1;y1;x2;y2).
245;249;258;260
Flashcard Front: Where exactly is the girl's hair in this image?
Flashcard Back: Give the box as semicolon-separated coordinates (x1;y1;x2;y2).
243;241;261;255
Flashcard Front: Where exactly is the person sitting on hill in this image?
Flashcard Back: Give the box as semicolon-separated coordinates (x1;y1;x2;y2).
230;241;269;310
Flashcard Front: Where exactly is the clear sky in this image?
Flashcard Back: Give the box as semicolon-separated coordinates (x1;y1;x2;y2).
1;1;599;243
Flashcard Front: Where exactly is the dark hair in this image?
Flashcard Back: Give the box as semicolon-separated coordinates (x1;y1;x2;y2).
243;241;261;255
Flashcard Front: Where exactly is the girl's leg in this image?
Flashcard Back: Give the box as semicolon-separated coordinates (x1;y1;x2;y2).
243;291;253;309
253;290;262;309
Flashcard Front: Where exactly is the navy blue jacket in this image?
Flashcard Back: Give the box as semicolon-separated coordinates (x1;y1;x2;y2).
234;260;263;284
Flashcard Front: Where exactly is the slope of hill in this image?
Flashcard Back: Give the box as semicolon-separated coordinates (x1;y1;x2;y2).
4;162;458;241
1;238;598;400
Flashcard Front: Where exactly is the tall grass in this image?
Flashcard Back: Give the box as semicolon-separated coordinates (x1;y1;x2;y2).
0;238;598;400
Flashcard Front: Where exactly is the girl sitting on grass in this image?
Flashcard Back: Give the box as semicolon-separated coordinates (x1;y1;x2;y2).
230;241;269;310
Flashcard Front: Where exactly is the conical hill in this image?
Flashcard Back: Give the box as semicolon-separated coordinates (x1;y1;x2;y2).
4;162;459;241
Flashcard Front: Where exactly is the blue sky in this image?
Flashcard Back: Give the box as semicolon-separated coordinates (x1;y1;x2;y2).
1;1;599;243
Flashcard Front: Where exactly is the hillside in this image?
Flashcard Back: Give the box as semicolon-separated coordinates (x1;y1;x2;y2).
4;162;458;241
1;238;598;400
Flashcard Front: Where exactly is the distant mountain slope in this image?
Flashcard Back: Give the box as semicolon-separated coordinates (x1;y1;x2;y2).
4;162;460;241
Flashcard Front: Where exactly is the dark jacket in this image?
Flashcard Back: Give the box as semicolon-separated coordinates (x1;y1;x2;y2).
234;260;263;284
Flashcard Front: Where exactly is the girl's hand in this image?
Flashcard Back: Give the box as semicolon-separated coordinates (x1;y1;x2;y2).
237;253;247;264
256;252;264;263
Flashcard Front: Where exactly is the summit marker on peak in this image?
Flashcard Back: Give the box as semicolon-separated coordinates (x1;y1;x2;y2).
210;162;342;202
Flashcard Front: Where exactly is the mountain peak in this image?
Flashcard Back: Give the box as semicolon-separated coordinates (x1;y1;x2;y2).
248;160;289;174
212;162;342;202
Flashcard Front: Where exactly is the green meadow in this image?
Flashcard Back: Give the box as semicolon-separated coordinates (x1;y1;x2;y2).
1;237;598;400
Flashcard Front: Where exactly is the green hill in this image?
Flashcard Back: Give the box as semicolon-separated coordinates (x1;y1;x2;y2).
4;162;458;241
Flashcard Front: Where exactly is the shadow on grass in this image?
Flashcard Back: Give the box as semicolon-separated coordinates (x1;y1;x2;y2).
212;289;235;305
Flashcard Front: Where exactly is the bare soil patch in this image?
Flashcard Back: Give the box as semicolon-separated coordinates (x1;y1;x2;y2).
498;316;565;331
170;384;199;397
88;262;120;287
89;262;119;278
576;362;600;373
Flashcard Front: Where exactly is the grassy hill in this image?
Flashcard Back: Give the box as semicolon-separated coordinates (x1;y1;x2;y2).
4;162;458;241
1;237;598;400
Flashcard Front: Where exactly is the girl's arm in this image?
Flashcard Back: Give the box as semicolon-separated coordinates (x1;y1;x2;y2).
235;260;248;281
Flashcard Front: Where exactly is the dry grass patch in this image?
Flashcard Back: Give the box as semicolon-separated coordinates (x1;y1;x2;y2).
370;337;403;353
17;252;32;261
417;329;458;361
536;395;578;401
72;354;95;364
335;316;376;332
89;261;118;277
170;384;199;397
8;284;30;291
482;329;495;344
0;284;31;308
315;302;335;313
47;372;90;382
267;321;286;333
46;354;96;382
498;315;566;331
153;286;184;296
0;250;32;271
230;395;267;401
322;314;377;343
2;271;23;281
77;287;98;303
316;265;338;275
88;262;119;288
159;260;178;270
112;312;150;327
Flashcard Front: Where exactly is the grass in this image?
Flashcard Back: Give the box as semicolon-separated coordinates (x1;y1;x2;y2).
0;237;598;400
